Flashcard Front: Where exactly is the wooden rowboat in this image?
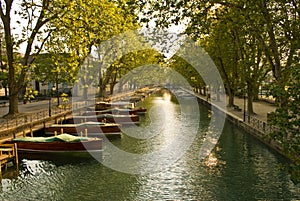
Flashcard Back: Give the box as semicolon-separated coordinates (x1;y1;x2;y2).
94;101;147;115
64;114;139;125
95;101;135;110
10;134;102;153
83;108;146;116
45;122;121;136
83;108;136;116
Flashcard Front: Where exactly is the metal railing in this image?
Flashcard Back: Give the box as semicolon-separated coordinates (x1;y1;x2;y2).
187;88;279;137
245;115;279;136
0;101;88;132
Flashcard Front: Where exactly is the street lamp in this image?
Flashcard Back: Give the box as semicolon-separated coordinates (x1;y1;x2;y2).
49;86;55;117
49;92;52;117
243;89;246;122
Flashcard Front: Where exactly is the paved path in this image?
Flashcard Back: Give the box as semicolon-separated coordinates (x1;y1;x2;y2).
0;92;278;123
195;92;277;123
226;96;277;122
0;100;51;117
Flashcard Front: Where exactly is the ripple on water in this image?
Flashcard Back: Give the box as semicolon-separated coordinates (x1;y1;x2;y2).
0;95;299;201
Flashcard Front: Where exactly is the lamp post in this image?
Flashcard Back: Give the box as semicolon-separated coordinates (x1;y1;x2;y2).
243;89;246;122
49;86;55;117
49;91;52;117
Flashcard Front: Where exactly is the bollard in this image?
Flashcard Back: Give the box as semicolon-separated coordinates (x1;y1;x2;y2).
30;127;33;137
14;143;18;165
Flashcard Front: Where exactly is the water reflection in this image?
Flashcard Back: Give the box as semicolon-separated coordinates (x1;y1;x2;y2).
0;94;299;201
204;153;219;167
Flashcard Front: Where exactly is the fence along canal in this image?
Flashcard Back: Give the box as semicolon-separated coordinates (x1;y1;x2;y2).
0;101;88;140
0;90;138;140
185;88;284;157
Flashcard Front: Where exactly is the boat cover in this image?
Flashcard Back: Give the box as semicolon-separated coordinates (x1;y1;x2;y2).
12;134;91;142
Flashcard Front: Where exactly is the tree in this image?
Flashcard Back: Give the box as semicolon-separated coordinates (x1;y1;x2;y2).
168;54;205;91
0;0;138;115
109;49;165;91
32;53;78;104
86;30;162;98
0;0;67;116
0;26;8;96
139;0;297;114
199;19;240;107
46;0;138;99
139;0;300;182
270;63;300;184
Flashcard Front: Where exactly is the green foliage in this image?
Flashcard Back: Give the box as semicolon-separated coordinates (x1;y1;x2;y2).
23;88;38;102
45;0;138;98
1;0;139;114
168;54;204;88
141;0;300;182
32;53;77;86
106;49;166;93
270;65;300;183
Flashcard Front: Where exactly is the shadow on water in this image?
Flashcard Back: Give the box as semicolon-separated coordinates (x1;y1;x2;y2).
0;166;19;180
0;93;299;201
0;152;102;183
18;151;103;166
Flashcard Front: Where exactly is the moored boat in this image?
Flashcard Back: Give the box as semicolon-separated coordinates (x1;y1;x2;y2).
83;108;136;116
45;122;121;136
131;107;147;115
94;101;147;116
95;101;134;110
10;134;102;153
64;114;139;125
83;108;146;116
80;122;122;137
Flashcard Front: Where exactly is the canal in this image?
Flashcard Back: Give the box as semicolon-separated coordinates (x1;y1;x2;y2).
0;93;299;201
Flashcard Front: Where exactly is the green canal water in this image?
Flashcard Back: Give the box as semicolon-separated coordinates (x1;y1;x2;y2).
0;94;299;201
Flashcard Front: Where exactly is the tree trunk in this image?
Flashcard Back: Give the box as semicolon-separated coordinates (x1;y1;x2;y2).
83;87;88;100
1;2;19;116
228;93;234;108
98;69;104;98
202;87;206;96
8;92;19;115
99;67;113;98
117;79;124;93
247;82;255;115
4;87;8;97
99;84;106;98
247;93;254;115
110;83;115;95
227;86;235;107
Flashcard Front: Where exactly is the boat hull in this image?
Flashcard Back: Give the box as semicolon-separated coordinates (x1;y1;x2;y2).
83;109;136;116
65;115;139;125
45;124;121;135
14;140;102;153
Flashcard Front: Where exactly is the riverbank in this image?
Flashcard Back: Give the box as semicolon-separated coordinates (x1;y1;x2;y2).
0;89;151;142
186;90;287;159
1;92;299;200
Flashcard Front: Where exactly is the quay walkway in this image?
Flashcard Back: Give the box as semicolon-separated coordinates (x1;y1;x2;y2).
0;88;280;154
224;95;276;122
0;90;139;141
186;89;285;157
0;99;88;141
